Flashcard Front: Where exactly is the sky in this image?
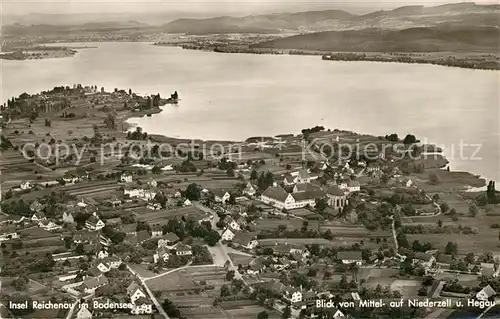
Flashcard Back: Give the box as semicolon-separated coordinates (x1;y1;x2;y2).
2;0;498;16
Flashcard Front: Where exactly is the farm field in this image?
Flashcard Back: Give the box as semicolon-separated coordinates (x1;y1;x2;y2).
146;266;226;292
135;206;210;224
254;217;320;231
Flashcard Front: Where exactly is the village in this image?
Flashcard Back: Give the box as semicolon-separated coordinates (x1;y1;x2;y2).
1;85;500;319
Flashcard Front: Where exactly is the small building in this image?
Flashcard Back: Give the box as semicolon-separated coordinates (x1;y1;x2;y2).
221;227;237;241
76;306;92;319
83;276;108;294
86;214;105;231
20;180;33;190
62;211;75;224
151;225;163;238
158;232;180;248
173;242;192;256
213;189;231;204
337;251;363;266
243;182;257;196
127;281;147;303
121;173;133;183
476;285;496;301
154;246;170;263
232;233;258;250
31;211;47;223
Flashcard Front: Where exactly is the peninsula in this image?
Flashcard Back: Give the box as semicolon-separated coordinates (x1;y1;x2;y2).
1;85;499;319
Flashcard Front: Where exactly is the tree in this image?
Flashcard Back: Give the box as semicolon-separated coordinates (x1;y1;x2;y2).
445;242;458;255
250;169;258;181
282;306;291;319
403;134;418;144
437;220;443;228
226;270;235;281
469;204;478;217
162;299;180;317
220;284;231;297
258;311;269;319
428;172;440;185
440;202;449;214
152;165;162;175
315;198;328;213
13;277;28;291
185;183;201;201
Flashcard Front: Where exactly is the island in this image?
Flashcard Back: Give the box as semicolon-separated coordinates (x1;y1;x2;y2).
1;85;499;319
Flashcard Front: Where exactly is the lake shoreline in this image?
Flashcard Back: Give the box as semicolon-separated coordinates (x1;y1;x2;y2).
124;109;490;188
155;43;500;71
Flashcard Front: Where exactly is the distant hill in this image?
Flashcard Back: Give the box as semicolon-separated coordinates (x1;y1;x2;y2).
161;3;499;34
251;26;500;53
161;10;354;34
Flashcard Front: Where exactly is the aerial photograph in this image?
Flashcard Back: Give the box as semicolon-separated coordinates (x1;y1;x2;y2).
0;0;499;318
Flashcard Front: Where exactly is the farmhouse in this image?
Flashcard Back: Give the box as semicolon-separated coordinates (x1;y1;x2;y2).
243;182;257;196
346;181;361;193
127;281;147;303
247;257;265;275
222;215;241;231
212;189;231;203
337;251;363;266
124;186;157;201
31;211;47;223
221;227;237;241
86;214;105;231
151;225;163;237
73;230;100;244
476;285;496;301
39;220;62;231
481;263;500;277
82;276;108;294
20;180;33;190
125;230;151;246
283;287;302;303
120;173;133;183
232;233;258;250
413;252;436;271
131;297;153;315
29;200;43;212
62;211;75;224
0;226;19;242
158;232;180;247
154;246;170;263
76;306;92;319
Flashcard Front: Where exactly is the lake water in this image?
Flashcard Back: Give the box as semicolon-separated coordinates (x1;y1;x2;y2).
2;42;499;182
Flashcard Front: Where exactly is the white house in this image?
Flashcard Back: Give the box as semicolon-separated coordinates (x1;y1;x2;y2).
31;211;47;223
86;214;105;231
121;173;133;183
283;287;302;303
243;182;257;196
347;181;361;193
173;243;192;256
131;299;153;315
20;180;33;190
221;227;237;241
213;189;231;203
476;285;496;301
184;199;192;206
233;233;258;250
0;226;19;242
147;178;158;188
337;251;363;266
62;211;75;224
151;225;163;238
154;246;170;263
124;187;156;201
97;262;111;273
158;233;180;247
97;249;109;259
39;220;62;231
76;306;92;319
83;276;108;294
127;282;147;303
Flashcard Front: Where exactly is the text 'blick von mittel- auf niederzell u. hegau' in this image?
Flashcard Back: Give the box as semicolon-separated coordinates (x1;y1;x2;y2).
316;298;496;309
